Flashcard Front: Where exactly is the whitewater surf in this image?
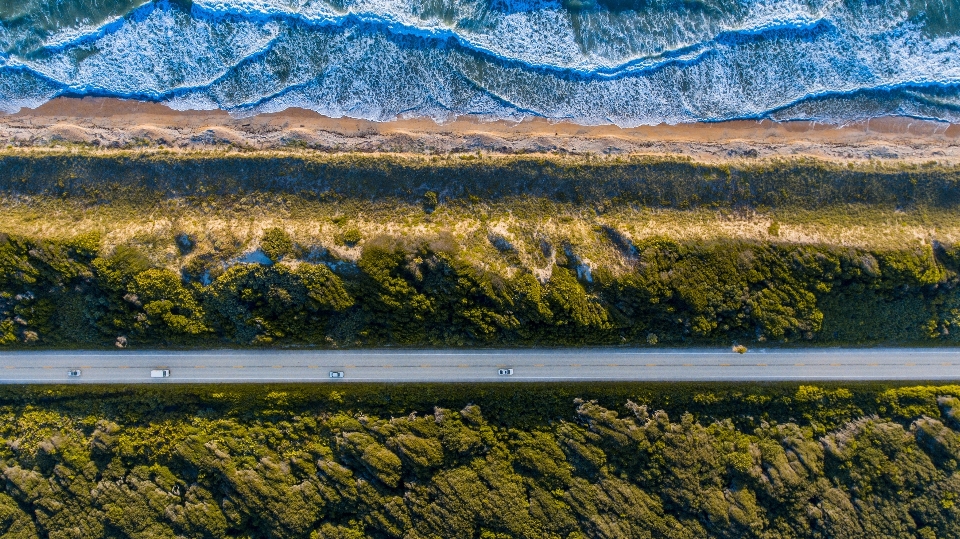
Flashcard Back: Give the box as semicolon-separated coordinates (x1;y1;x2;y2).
1;0;959;126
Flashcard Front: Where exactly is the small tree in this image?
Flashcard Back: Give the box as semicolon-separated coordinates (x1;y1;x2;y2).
261;228;293;262
423;191;439;213
340;227;362;247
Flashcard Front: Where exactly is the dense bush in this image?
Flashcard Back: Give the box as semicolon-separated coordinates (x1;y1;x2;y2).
1;152;958;209
261;228;294;263
2;231;960;347
204;263;352;344
1;383;959;538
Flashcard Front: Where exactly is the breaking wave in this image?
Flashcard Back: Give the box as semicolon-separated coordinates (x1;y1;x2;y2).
1;0;959;125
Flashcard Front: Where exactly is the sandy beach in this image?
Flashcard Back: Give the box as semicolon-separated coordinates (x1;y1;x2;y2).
3;97;959;163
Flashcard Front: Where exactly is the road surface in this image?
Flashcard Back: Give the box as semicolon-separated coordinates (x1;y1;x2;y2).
1;348;960;383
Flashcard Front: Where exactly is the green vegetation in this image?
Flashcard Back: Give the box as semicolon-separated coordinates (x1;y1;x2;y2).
2;151;958;537
339;228;362;247
423;191;439;213
2;150;960;348
261;228;294;263
0;151;958;209
3;226;960;347
1;382;960;538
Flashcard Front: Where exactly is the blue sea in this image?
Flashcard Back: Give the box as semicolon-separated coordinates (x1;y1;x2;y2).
1;0;959;126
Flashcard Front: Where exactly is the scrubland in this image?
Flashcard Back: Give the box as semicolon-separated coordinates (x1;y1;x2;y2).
4;149;960;538
1;382;960;538
3;150;960;347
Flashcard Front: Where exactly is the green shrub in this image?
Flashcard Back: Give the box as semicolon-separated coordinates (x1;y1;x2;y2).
423;191;438;213
339;227;362;247
204;263;352;344
130;269;209;336
261;228;293;262
2;231;960;348
767;221;780;237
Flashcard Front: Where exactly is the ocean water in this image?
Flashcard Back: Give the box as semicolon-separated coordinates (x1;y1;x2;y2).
1;0;959;126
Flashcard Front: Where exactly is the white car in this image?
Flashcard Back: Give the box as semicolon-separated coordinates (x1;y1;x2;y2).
67;369;81;377
150;369;170;378
329;371;344;378
498;369;513;376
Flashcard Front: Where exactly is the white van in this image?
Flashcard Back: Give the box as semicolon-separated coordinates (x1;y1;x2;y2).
150;369;170;378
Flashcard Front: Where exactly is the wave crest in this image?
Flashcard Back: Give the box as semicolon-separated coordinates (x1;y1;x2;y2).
1;0;959;125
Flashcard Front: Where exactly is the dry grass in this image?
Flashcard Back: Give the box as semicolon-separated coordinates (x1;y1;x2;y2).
3;195;958;278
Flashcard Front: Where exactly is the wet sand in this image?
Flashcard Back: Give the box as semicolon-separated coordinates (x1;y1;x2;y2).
3;97;959;163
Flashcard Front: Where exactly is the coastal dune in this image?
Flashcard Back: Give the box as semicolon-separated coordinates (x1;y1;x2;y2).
3;97;959;163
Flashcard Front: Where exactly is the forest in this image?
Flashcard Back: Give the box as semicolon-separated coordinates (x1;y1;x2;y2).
1;382;959;538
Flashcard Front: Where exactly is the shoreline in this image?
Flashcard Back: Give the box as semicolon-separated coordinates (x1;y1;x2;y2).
2;97;959;163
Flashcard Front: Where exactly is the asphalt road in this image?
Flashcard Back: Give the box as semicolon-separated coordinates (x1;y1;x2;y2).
1;348;960;383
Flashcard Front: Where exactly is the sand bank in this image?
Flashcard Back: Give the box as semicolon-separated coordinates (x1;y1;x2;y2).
3;97;959;163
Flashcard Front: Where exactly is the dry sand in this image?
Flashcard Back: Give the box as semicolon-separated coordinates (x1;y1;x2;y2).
3;97;960;163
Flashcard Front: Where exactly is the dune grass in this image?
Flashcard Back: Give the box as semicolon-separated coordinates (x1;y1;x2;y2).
2;194;958;278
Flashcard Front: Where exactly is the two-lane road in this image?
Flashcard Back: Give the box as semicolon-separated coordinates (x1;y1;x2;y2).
2;348;960;383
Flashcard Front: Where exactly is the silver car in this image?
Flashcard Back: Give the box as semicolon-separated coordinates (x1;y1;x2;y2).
498;369;513;376
67;369;81;377
329;371;344;378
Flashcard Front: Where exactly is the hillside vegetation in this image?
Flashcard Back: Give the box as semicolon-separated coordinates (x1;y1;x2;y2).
1;382;959;538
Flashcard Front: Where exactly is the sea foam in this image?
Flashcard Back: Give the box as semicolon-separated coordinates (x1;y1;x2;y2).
0;0;958;125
